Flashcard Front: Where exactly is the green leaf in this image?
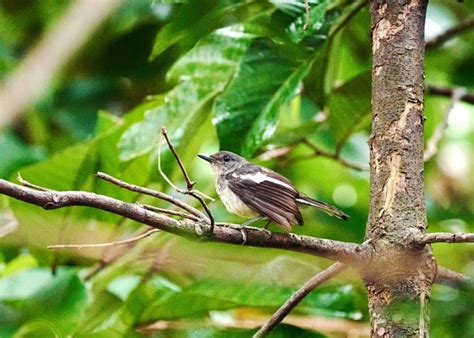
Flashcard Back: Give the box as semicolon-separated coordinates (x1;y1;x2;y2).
0;268;52;301
141;278;361;322
73;291;123;337
0;130;46;179
144;324;325;338
73;235;170;336
268;118;324;147
119;29;253;161
0;254;38;278
214;39;311;157
7;140;98;243
15;140;96;191
0;303;20;337
0;268;88;336
94;104;158;202
327;71;371;145
149;1;271;60
245;61;313;155
286;0;328;44
302;2;357;106
13;321;60;338
85;277;164;337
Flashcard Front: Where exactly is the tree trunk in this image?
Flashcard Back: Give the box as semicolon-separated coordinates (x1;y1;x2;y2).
365;1;436;336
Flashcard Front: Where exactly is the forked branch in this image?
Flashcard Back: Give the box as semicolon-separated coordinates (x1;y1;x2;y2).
426;85;474;105
425;17;474;50
0;178;362;263
96;171;205;220
158;127;215;233
262;139;368;172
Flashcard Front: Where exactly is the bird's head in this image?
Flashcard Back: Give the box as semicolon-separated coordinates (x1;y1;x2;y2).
198;151;247;175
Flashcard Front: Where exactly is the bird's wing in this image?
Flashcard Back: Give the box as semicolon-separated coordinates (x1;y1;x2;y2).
226;165;303;228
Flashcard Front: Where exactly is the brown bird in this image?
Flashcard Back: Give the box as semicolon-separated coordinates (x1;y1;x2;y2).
199;151;349;232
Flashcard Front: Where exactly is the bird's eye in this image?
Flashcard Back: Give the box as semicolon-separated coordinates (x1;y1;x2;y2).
223;155;230;162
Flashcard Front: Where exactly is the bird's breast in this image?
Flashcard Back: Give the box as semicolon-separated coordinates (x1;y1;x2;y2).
215;177;257;218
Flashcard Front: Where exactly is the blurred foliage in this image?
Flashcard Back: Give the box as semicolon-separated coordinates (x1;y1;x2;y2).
0;0;473;337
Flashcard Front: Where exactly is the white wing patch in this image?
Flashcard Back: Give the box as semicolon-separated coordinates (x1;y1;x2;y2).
232;172;294;191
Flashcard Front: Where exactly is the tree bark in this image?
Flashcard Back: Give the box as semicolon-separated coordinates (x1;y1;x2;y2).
366;1;435;336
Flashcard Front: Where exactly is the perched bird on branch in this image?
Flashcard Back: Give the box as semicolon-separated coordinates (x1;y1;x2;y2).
199;151;349;232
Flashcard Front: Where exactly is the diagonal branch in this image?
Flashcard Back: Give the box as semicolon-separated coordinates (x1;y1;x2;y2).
159;127;215;233
96;171;206;220
0;179;362;264
415;232;474;244
425;17;474;50
424;87;466;161
435;266;471;290
253;262;347;338
426;85;474;105
262;139;368;172
302;140;369;171
139;204;199;222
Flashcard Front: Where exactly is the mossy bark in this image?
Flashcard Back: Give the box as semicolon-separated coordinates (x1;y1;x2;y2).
365;1;436;336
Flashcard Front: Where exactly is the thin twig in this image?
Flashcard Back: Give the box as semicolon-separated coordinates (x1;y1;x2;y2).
0;178;363;263
426;84;474;105
424;87;466;162
435;265;471;290
160;127;195;191
17;173;48;191
159;127;214;201
160;127;216;234
425;17;474;50
415;232;474;244
299;139;369;171
84;225;152;280
253;262;347;338
95;171;206;220
48;228;160;250
303;0;310;30
157;131;183;192
140;204;199;221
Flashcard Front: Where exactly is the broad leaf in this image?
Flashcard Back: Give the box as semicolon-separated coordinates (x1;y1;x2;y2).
149;1;271;60
119;29;253;162
268;118;324;147
0;130;46;179
0;268;87;336
327;71;371;145
141;278;361;322
143;324;325;338
214;39;312;157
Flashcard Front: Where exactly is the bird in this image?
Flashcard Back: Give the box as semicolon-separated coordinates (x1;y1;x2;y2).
198;151;349;232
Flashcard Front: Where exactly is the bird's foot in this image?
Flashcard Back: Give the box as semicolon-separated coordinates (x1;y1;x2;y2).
220;223;247;245
259;227;272;237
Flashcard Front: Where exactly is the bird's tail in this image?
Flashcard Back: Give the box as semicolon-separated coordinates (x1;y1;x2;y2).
296;196;350;221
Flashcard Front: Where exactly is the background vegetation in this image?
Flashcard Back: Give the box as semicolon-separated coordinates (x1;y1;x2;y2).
0;0;472;337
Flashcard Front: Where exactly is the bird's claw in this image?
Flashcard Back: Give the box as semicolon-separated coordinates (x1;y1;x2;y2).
221;223;247;245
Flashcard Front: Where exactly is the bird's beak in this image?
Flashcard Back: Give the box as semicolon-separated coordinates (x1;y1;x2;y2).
198;154;212;162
